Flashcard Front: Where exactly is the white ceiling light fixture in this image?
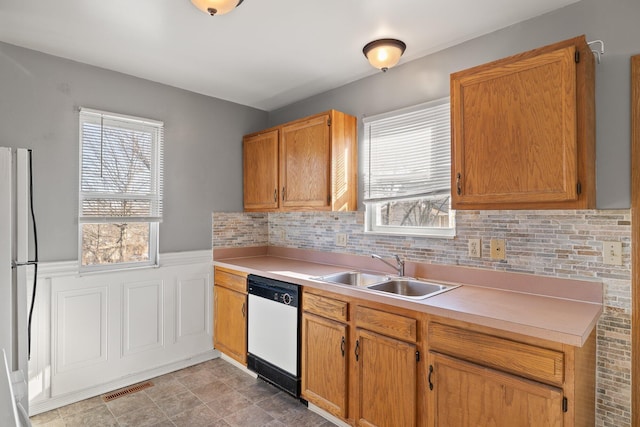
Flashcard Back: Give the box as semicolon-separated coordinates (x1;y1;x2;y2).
190;0;244;16
362;39;407;72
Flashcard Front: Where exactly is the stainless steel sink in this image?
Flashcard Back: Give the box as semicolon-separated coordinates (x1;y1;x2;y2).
315;271;389;287
367;279;459;299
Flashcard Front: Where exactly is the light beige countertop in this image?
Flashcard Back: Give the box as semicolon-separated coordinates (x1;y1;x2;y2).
213;246;602;347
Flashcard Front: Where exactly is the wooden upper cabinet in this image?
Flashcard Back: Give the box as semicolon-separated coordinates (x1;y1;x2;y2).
281;115;331;209
243;110;357;212
451;35;595;209
243;130;279;211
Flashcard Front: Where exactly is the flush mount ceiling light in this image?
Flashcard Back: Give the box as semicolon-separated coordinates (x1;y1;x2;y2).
362;38;407;72
191;0;244;16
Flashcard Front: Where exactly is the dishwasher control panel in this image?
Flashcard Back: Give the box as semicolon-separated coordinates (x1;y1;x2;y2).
247;275;300;307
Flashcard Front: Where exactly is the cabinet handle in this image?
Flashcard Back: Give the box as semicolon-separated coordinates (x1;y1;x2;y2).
456;173;462;196
428;365;434;390
241;302;246;318
340;336;345;357
274;189;277;202
282;187;286;201
354;339;360;361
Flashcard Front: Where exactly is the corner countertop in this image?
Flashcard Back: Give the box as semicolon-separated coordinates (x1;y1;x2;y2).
213;248;602;347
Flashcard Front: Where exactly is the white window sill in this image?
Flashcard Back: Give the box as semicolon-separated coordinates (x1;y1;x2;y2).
364;228;456;239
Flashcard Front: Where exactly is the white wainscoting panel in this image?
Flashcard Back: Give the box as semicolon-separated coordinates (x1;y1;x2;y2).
55;286;108;372
176;275;210;343
122;280;164;357
28;250;216;414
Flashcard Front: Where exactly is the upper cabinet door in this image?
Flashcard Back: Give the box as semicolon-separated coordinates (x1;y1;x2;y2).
243;130;279;211
242;110;357;212
280;115;332;210
451;35;595;210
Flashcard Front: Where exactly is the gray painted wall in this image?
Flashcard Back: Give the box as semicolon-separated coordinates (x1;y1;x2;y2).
0;42;268;262
1;0;636;260
268;0;637;210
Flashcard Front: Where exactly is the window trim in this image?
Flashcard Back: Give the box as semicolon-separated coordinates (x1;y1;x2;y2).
77;107;163;272
363;97;455;238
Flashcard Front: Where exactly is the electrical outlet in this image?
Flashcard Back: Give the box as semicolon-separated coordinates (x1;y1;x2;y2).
490;239;506;260
468;239;481;258
335;233;347;247
603;241;622;265
279;229;286;241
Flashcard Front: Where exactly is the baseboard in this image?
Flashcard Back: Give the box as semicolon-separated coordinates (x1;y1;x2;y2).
308;403;351;427
29;350;219;416
219;353;258;378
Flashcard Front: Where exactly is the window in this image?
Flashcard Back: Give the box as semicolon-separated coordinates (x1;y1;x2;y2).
79;108;163;271
363;98;454;237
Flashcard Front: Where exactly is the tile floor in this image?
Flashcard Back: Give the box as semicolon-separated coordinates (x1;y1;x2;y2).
30;358;336;427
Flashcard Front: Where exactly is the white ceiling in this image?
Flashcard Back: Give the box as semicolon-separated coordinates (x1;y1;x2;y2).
0;0;580;111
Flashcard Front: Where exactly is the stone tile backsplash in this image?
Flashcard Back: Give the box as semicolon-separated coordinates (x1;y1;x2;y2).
212;209;631;427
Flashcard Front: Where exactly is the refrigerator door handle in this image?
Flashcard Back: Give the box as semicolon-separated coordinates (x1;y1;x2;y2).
11;261;37;268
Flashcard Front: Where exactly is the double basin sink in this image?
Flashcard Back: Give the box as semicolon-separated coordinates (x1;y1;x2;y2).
314;271;459;300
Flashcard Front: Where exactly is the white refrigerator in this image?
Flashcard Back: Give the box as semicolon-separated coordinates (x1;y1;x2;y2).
0;147;34;426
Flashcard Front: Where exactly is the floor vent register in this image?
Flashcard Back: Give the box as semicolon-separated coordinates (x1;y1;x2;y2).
101;381;154;402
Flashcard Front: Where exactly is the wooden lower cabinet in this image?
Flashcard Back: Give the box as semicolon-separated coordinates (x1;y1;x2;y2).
355;328;417;427
429;352;564;427
299;289;595;427
213;266;248;365
301;312;348;418
427;319;596;427
301;289;422;427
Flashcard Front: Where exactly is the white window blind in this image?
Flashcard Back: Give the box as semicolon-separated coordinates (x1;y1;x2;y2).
79;108;164;224
363;99;451;203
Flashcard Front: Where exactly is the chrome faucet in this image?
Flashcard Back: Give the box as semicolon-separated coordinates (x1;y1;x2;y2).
371;254;405;277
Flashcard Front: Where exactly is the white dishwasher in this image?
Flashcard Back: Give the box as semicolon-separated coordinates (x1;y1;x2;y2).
247;275;300;397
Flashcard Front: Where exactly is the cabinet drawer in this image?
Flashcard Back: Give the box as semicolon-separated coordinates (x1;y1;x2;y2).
428;322;564;386
303;292;348;322
214;267;247;293
355;306;417;342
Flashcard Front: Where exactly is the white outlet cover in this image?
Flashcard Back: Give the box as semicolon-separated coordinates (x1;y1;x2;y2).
335;233;347;247
468;239;481;258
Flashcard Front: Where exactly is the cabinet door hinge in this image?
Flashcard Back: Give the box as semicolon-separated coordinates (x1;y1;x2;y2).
327;195;331;204
577;182;582;195
416;351;420;362
575;50;580;63
327;118;332;127
562;396;568;413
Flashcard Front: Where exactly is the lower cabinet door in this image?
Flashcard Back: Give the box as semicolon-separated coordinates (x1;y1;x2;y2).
430;352;564;427
356;329;417;427
301;312;348;418
213;285;247;365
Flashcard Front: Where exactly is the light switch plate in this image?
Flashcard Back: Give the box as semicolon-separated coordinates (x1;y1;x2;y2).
335;233;347;247
468;239;481;258
490;239;506;260
603;241;622;265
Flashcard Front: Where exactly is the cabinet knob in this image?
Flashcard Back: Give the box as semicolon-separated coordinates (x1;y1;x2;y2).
456;173;462;196
274;189;277;202
282;187;286;201
355;339;360;361
341;336;345;357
